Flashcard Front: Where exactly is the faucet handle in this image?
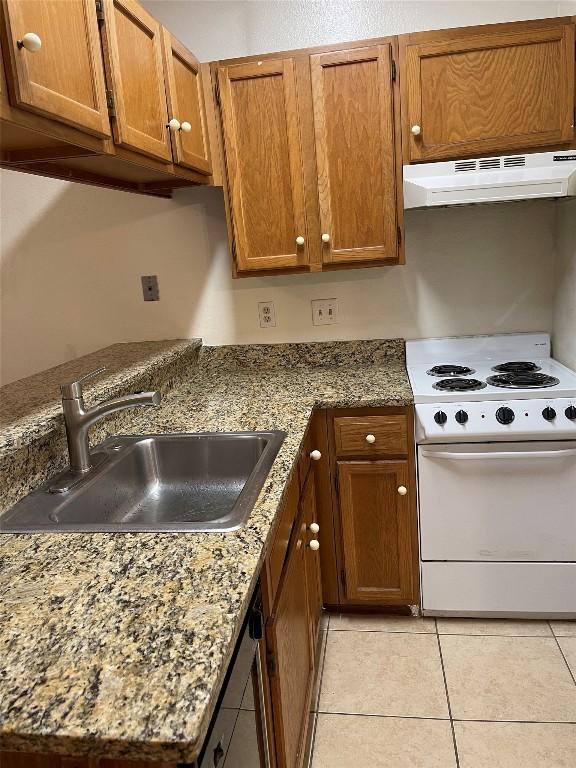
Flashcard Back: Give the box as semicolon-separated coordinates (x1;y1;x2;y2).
61;366;106;399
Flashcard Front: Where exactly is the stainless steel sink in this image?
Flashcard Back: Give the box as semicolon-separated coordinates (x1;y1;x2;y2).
0;432;286;533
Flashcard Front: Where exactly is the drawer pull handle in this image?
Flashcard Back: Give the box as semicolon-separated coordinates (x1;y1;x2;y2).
397;485;408;496
310;449;322;461
321;233;330;243
411;124;422;136
309;522;319;534
296;235;305;246
309;539;320;551
365;434;376;444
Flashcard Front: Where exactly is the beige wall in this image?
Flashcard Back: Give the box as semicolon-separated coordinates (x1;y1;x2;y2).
553;202;576;370
0;1;570;385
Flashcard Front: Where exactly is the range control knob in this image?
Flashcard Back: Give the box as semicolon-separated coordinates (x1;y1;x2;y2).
434;411;447;425
496;406;515;425
565;405;576;420
542;406;556;421
455;410;469;424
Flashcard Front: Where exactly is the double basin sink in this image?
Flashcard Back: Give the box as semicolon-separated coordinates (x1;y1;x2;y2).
0;432;286;533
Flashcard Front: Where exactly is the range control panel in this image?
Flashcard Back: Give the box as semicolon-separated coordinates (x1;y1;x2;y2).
416;399;576;442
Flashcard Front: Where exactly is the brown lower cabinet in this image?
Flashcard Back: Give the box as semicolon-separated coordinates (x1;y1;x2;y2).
337;460;417;604
1;407;418;768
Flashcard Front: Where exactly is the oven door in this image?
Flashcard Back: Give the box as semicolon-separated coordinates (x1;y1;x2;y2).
418;441;576;562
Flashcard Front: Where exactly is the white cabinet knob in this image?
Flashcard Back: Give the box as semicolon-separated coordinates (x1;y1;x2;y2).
321;233;330;243
17;32;42;52
168;118;181;131
365;434;376;444
180;121;192;133
309;522;320;534
309;539;320;551
295;236;305;246
411;125;421;136
309;450;322;461
397;485;408;496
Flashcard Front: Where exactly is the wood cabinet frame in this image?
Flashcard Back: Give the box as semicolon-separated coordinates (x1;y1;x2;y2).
310;42;404;266
1;0;111;137
161;29;211;174
100;0;172;162
399;17;576;162
325;406;420;608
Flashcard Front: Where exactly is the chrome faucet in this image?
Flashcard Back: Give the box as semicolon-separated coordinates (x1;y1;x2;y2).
60;366;161;474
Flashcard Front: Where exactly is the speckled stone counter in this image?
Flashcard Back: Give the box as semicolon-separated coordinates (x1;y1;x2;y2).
0;339;412;763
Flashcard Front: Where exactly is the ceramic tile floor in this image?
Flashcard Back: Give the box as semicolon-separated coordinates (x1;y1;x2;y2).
309;614;576;768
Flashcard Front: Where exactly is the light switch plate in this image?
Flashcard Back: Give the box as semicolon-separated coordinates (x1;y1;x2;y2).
311;298;339;326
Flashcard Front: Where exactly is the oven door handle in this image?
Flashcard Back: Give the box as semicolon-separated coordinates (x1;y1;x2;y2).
420;448;576;460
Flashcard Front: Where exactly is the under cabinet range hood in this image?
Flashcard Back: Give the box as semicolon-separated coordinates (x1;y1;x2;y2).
403;150;576;209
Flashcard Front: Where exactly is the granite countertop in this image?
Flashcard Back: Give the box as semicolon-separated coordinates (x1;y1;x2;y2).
0;339;202;455
0;340;413;763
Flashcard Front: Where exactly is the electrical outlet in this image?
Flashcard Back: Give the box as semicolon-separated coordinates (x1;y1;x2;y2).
311;298;339;326
141;275;159;301
258;301;276;328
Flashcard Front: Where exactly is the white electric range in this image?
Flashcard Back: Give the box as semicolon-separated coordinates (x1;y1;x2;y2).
406;333;576;619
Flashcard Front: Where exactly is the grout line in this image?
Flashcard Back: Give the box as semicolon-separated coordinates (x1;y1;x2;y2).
328;627;437;635
313;711;576;724
316;710;451;721
308;711;319;767
550;621;576;687
312;629;329;713
309;626;330;767
436;622;461;768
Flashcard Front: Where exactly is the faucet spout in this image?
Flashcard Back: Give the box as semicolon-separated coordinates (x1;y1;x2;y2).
60;368;162;475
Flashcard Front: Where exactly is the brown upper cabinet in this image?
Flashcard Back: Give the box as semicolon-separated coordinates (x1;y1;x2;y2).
0;0;212;194
217;57;310;272
162;30;211;174
310;43;403;266
215;38;404;276
400;18;576;162
100;0;172;162
1;0;110;137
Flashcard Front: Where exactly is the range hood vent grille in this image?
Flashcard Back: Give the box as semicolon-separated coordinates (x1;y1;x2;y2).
503;155;527;168
479;157;501;170
454;155;528;173
454;160;477;172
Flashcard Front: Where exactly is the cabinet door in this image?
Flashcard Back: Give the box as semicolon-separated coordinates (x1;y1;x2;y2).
403;23;575;162
2;0;110;136
161;29;211;174
102;0;171;161
302;471;322;650
337;460;417;604
218;58;309;272
267;531;312;768
310;44;401;265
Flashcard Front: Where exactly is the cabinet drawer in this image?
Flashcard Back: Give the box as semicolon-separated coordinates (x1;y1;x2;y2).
334;415;408;456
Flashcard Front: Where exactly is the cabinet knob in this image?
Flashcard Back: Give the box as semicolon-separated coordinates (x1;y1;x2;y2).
365;434;376;444
168;118;181;132
309;539;320;551
180;121;192;133
295;236;305;246
397;485;408;496
309;522;320;534
309;449;322;461
321;233;330;243
17;32;42;52
411;125;422;136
